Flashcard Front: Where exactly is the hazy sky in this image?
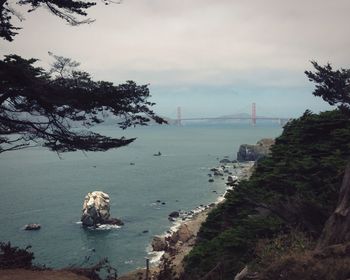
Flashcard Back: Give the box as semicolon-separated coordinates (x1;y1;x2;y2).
2;0;350;118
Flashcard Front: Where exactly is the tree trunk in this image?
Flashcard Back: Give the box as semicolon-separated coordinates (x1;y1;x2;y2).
317;162;350;250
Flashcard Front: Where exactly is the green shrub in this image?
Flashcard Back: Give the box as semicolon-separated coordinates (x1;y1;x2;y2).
0;242;34;269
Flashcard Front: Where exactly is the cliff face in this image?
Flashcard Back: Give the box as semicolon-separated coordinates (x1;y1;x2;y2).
237;138;275;162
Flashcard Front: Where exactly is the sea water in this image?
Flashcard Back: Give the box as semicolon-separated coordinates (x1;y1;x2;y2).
0;123;282;274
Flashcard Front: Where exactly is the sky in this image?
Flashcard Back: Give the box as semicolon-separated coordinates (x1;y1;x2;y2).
2;0;350;118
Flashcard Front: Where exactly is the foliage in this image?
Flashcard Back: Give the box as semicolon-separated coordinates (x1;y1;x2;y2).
0;0;117;41
0;54;165;153
69;258;118;280
183;108;350;279
305;61;350;112
0;241;34;269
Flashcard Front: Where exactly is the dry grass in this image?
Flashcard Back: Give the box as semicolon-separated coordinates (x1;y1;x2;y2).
251;229;315;272
254;235;350;280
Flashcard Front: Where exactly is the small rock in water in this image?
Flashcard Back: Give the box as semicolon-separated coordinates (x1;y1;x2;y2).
142;230;149;234
208;179;214;183
24;223;41;230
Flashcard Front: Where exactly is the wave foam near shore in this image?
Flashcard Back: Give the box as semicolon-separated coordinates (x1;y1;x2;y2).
147;162;255;265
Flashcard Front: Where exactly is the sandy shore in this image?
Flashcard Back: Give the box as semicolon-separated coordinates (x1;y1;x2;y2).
118;161;254;280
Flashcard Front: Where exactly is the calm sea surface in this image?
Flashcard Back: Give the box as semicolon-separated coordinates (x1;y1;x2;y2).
0;123;282;274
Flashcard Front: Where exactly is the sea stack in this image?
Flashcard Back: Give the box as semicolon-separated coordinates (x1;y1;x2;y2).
81;191;123;227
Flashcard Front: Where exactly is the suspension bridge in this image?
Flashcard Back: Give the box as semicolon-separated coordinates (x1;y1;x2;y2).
174;103;292;126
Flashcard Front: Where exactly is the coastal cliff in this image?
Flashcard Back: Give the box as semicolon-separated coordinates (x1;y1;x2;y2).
181;109;350;280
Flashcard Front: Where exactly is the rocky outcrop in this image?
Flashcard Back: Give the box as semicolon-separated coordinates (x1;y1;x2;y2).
152;236;168;251
81;191;123;227
171;224;194;243
237;138;274;162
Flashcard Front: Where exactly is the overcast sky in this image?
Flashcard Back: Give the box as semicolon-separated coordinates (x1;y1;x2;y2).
2;0;350;118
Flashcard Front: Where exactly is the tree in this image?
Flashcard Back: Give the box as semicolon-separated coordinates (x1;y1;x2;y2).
305;61;350;112
0;53;166;153
0;0;116;41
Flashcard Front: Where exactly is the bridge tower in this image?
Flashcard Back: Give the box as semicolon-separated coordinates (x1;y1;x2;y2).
251;102;256;126
177;106;182;126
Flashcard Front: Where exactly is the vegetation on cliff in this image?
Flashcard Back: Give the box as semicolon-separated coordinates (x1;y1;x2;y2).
182;63;350;280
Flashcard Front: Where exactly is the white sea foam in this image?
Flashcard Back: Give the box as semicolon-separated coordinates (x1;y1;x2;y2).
95;224;121;230
146;243;165;265
76;222;121;230
149;250;165;264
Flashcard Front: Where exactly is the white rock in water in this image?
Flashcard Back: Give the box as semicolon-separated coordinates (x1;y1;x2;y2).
81;191;111;227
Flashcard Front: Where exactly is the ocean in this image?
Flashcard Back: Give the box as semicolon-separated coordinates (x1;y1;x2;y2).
0;123;282;275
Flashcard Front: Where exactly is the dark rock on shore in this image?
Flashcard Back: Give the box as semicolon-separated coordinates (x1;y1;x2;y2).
168;211;180;220
237;138;274;162
152;236;168;251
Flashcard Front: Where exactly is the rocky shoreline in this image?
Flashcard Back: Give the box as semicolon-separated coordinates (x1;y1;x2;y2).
118;160;255;280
